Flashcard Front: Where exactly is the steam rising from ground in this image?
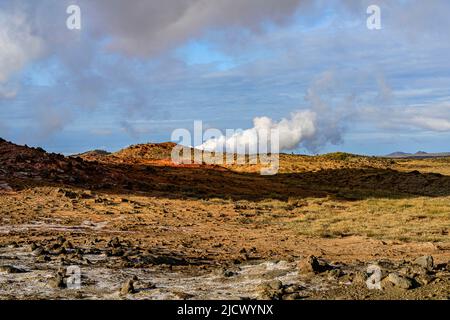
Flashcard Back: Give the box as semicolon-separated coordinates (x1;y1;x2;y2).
197;110;317;153
198;71;349;154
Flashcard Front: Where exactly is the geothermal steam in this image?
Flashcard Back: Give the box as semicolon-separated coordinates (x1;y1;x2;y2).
197;110;318;153
197;70;351;154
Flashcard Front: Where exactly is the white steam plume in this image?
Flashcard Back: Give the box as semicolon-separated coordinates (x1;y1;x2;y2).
197;110;317;153
198;71;351;154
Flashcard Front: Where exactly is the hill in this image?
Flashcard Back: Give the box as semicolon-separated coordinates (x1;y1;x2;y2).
113;142;176;161
386;151;450;158
0;138;135;190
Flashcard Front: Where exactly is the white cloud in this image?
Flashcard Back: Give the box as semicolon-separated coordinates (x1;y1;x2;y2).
0;84;18;98
0;11;43;86
409;116;450;132
85;0;304;56
359;103;450;133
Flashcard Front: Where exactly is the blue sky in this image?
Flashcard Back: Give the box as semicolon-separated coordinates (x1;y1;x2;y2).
1;0;450;155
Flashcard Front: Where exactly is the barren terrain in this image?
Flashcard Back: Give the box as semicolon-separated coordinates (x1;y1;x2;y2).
0;138;449;300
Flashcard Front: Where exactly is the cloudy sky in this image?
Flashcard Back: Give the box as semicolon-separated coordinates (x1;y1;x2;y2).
1;0;450;155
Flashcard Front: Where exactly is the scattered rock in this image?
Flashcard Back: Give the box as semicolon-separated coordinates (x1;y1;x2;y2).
108;248;125;257
0;265;27;274
29;242;38;252
257;280;284;300
80;191;94;199
172;291;194;300
283;284;303;294
223;269;237;278
62;241;73;250
32;247;46;256
108;237;121;248
326;268;343;279
120;279;135;295
282;292;302;300
401;265;428;278
261;269;290;279
266;280;283;290
36;255;51;263
51;247;67;255
48;273;66;289
416;274;435;286
387;273;413;290
60;189;78;199
353;271;368;284
216;266;240;278
413;255;434;271
298;255;330;274
145;254;188;266
56;236;66;245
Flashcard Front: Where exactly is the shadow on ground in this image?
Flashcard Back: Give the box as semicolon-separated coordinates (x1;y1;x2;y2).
6;160;450;201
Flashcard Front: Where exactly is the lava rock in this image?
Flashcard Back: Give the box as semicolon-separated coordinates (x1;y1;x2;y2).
298;255;330;274
48;273;66;289
32;247;47;256
0;265;27;274
416;274;435;286
108;237;121;248
120;279;135;295
353;271;368;284
62;241;73;250
108;248;125;257
283;284;303;294
29;242;38;252
327;268;343;279
413;255;434;271
56;236;66;245
36;255;51;263
282;292;302;300
223;269;237;278
402;265;428;278
257;280;284;300
387;273;413;290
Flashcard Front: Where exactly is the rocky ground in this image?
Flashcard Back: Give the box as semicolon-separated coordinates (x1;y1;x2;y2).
0;185;449;300
1;236;449;300
0;139;449;299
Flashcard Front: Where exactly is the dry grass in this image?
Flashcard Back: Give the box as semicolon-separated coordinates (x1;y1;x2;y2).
219;154;449;243
274;155;450;242
285;196;450;242
394;157;450;176
110;149;450;243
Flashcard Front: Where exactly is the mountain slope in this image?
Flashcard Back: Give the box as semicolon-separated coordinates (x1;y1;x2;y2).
386;151;450;158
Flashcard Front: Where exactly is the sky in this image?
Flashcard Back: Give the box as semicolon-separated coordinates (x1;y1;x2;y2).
0;0;450;155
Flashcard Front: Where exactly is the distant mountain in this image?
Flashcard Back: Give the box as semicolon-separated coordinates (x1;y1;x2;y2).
386;151;411;157
385;151;450;158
